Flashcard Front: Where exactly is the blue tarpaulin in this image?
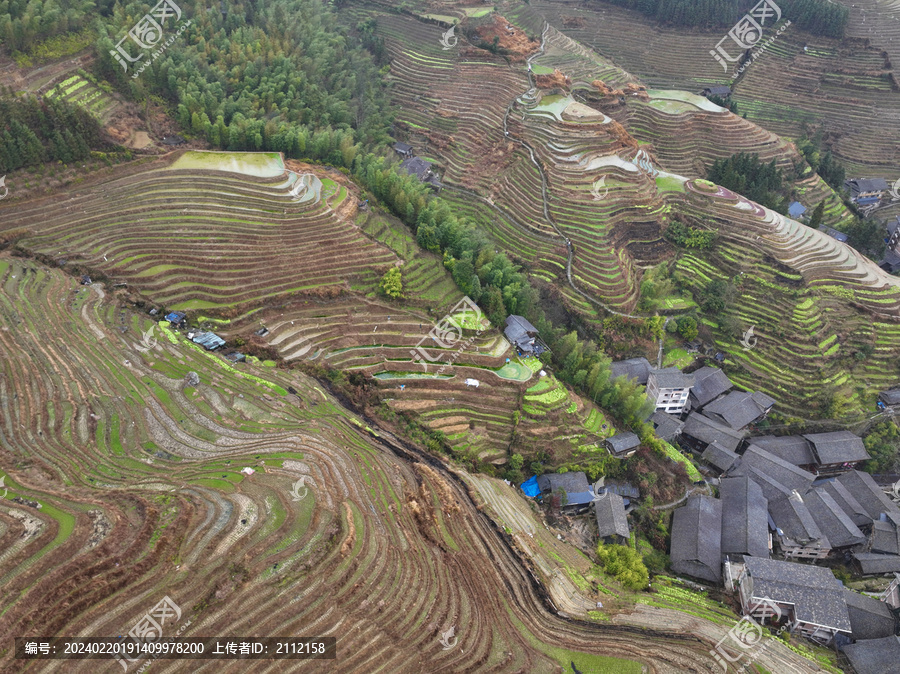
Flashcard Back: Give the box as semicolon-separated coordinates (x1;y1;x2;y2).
521;475;540;498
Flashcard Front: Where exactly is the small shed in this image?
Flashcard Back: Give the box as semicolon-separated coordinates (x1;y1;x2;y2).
165;311;187;326
788;201;807;219
605;432;640;458
191;331;226;350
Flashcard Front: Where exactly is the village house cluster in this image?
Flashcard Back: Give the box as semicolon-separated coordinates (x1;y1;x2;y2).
522;351;900;671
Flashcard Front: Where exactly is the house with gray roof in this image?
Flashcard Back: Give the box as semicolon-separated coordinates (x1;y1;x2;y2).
843;589;899;641
844;178;889;206
842;635;900;674
804;432;871;474
702;390;775;430
853;553;900;576
803;488;867;550
836;471;900;523
688;366;733;409
594;492;630;543
605;432;641;459
503;315;545;356
647;368;695;414
649;410;684;441
730;445;815;500
768;490;830;560
819;478;872;528
720;476;770;559
670;495;722;583
879;389;900;407
610;357;652;385
681;412;744;453
537;472;594;511
752;435;817;471
739;557;852;645
400;157;443;190
872;520;900;556
739;466;795;502
701;441;739;474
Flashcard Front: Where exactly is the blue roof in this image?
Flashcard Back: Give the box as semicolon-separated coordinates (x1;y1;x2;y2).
566;490;596;506
521;475;541;498
191;331;226;350
788;201;806;218
165;311;186;322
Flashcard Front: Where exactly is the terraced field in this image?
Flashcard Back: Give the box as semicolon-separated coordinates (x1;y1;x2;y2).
348;2;900;416
0;250;826;673
531;0;900;180
42;71;120;122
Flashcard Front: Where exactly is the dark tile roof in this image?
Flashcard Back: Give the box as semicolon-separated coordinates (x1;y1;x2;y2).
734;445;815;493
804;488;866;549
649;367;695;390
751;435;816;467
670;495;722;583
879;389;900;406
819;225;849;243
845;178;890;194
702;390;774;430
682;412;745;452
842;635;900;674
819;478;872;528
393;142;412;153
689;367;733;408
606;432;640;455
842;589;898;641
594;492;630;539
737;466;794;502
769;491;827;547
873;520;900;556
703;85;732;96
803;431;870;465
596;480;640;499
701;441;739;473
720;476;769;558
854;553;900;575
743;557;851;632
650;410;684;441
836;471;900;522
400;157;434;181
537;472;593;505
610;357;652;385
503;315;539;352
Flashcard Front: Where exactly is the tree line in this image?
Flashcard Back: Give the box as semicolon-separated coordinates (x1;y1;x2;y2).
600;0;848;38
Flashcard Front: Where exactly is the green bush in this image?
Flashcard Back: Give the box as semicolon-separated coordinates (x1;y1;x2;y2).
597;544;649;591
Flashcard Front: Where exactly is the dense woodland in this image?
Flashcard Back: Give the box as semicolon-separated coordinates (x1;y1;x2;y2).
0;0;108;52
600;0;848;38
95;0;391;159
0;94;105;171
707;152;788;214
